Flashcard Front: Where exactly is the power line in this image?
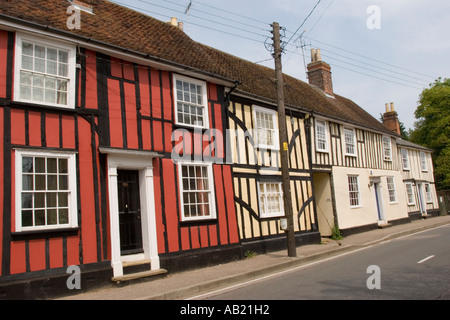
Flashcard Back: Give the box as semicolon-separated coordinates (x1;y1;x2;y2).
284;48;425;90
111;0;267;43
134;0;269;39
301;35;436;80
282;0;322;50
111;1;433;89
193;0;270;26
163;0;271;33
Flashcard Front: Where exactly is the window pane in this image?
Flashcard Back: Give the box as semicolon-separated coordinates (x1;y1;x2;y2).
59;50;68;63
33;87;44;102
45;89;56;103
176;80;182;91
59;159;68;173
22;193;33;209
59;175;68;190
47;158;57;173
35;175;46;190
35;157;45;173
47;192;57;207
20;85;32;100
59;209;69;224
33;74;44;88
22;157;33;173
34;58;45;73
59;63;68;77
34;193;45;208
22;55;33;70
57;92;67;105
35;210;46;226
35;45;45;58
22;175;33;191
22;210;33;227
47;48;57;61
47;60;57;75
47;175;57;190
58;193;68;207
22;42;33;56
47;209;57;225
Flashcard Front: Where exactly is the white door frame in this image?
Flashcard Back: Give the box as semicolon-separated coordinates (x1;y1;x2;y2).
100;148;162;278
416;183;427;215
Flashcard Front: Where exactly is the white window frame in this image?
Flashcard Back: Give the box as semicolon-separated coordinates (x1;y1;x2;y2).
347;175;361;208
406;183;415;205
252;105;279;150
382;136;392;161
315;119;329;153
425;183;432;203
257;181;284;218
14;33;76;109
401;148;410;170
177;162;216;221
15;149;78;232
343;128;357;157
420;152;428;172
173;74;209;129
386;176;397;203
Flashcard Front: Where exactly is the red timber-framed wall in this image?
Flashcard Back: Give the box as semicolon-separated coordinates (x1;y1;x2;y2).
0;29;240;296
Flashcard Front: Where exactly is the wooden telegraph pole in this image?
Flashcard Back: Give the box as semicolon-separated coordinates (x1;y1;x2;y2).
272;22;297;258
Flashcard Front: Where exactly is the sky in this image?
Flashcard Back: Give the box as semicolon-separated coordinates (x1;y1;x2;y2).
114;0;450;131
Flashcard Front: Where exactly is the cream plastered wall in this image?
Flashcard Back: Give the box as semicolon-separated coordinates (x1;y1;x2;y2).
332;166;409;230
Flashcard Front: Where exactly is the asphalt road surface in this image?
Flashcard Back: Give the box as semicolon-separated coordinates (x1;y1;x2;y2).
196;224;450;300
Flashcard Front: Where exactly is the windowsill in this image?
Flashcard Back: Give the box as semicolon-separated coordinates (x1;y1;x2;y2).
11;227;79;240
179;218;217;226
10;100;76;113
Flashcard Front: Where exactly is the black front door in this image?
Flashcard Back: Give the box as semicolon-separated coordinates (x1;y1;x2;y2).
118;170;143;255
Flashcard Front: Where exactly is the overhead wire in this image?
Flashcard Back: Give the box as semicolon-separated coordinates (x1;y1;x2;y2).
110;0;267;44
282;0;322;51
110;0;433;89
134;0;269;39
284;48;425;90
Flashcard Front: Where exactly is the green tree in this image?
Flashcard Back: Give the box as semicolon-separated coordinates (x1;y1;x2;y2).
410;77;450;190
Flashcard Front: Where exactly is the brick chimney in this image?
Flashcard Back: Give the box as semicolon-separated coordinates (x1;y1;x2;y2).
307;49;333;95
382;102;401;135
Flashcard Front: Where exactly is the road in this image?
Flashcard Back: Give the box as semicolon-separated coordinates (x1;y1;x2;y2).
194;225;450;300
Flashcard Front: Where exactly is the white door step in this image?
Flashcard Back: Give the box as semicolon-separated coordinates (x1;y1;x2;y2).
377;220;392;228
112;269;167;283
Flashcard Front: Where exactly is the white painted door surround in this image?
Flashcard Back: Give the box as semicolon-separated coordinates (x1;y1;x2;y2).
99;147;162;278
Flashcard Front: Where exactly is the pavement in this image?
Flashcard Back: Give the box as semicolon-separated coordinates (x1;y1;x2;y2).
58;214;450;300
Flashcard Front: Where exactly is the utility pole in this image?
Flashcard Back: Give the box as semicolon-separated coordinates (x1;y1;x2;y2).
272;22;297;258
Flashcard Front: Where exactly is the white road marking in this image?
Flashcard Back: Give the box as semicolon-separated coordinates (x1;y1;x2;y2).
417;255;435;264
186;246;372;300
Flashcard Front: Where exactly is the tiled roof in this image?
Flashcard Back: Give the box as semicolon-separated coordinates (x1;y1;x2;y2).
0;0;396;135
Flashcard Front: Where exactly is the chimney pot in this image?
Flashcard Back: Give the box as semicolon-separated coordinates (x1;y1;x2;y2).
390;102;395;112
170;17;178;26
311;49;316;62
316;49;321;61
385;103;390;113
178;21;184;31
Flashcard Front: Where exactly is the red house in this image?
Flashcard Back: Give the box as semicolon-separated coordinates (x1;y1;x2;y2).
0;0;242;298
